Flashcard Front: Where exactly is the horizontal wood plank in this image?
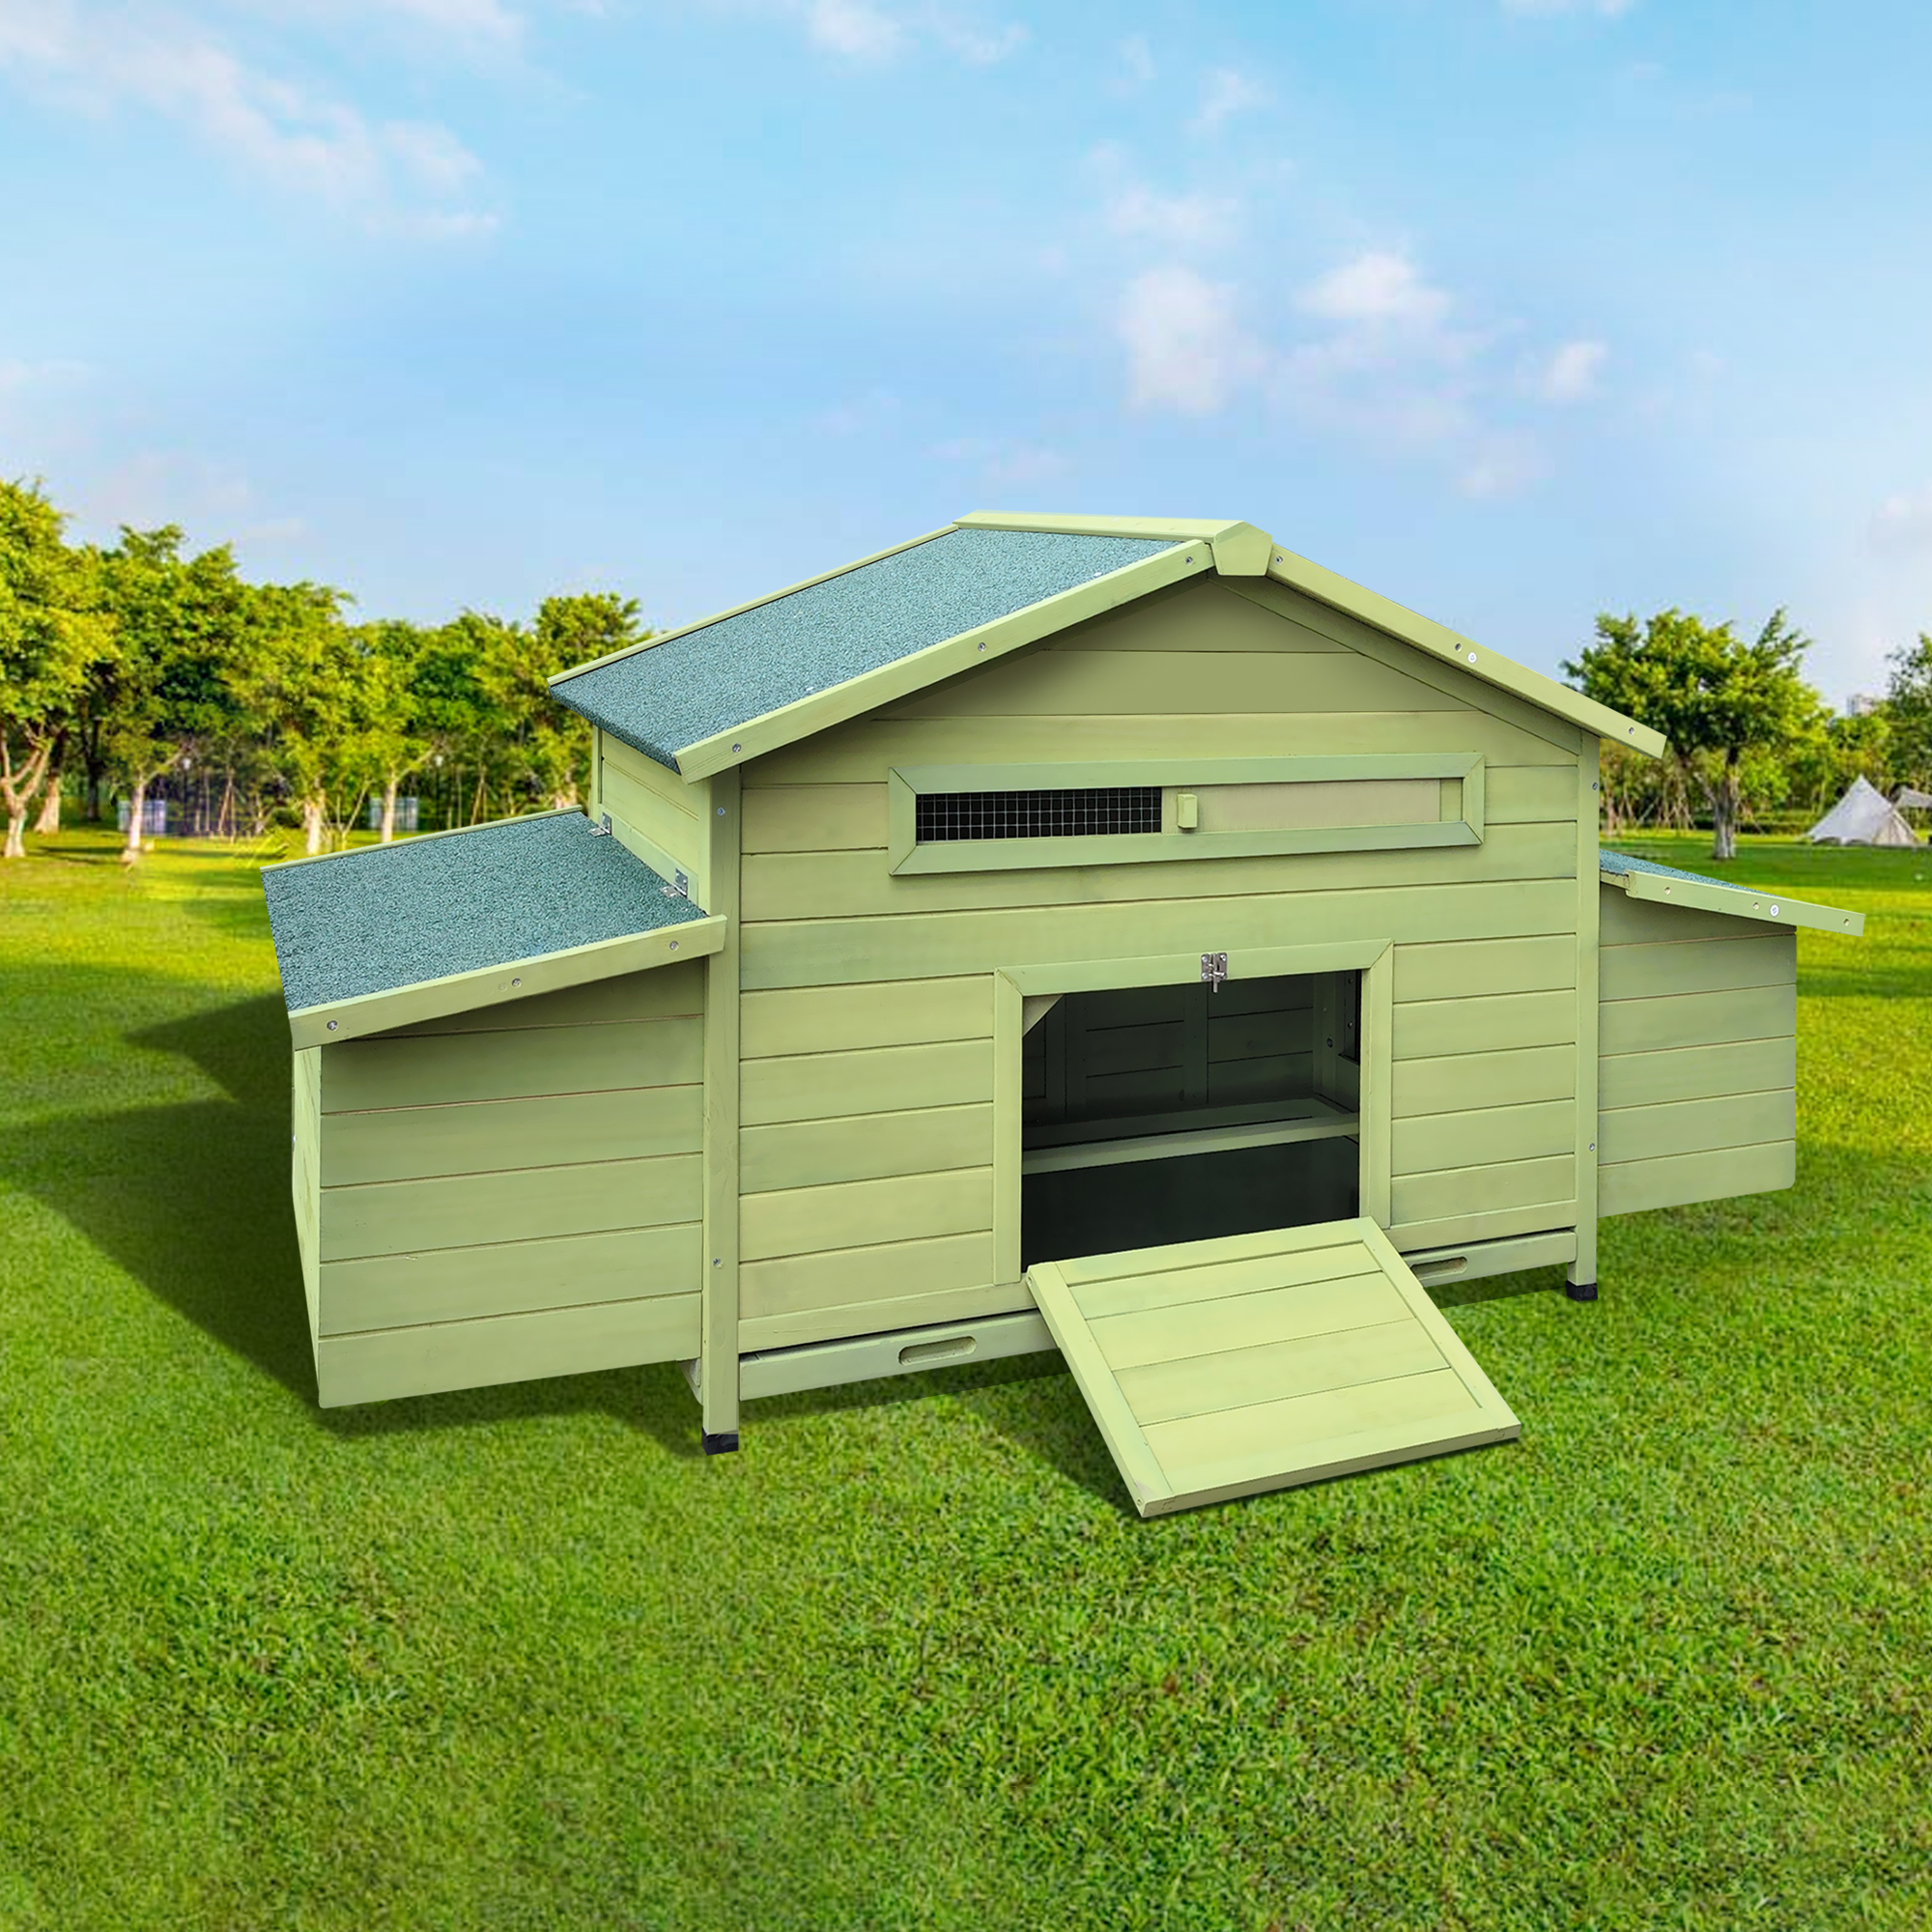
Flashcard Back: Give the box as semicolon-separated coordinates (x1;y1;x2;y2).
880;648;1470;721
741;1037;993;1126
1092;1268;1407;1372
1599;1139;1795;1216
1143;1367;1481;1477
741;976;992;1059
1598;1089;1795;1167
737;1277;1034;1353
1484;765;1582;824
742;879;1580;990
1119;1319;1444;1427
1392;1042;1577;1119
740;1103;992;1194
319;1223;700;1334
1390;1097;1577;1177
320;1152;701;1263
323;1083;702;1186
1391;934;1577;1004
323;1016;703;1112
1599;886;1778;947
315;1292;700;1406
1391;987;1577;1061
749;711;1578;787
1389;1153;1576;1227
740;821;1577;923
1599;983;1797;1057
739;1166;993;1263
1388;1198;1580;1252
1597;1036;1796;1111
741;784;888;851
1598;933;1796;1003
738;1231;995;1321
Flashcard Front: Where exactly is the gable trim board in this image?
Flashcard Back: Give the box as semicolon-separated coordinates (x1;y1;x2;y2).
1027;1219;1520;1516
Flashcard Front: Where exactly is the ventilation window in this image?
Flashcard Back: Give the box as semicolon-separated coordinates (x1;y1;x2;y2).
914;786;1161;844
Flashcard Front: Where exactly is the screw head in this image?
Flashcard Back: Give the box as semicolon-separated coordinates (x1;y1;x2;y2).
327;1020;338;1031
1466;651;1477;664
717;807;725;815
731;743;742;753
511;976;521;986
668;940;678;952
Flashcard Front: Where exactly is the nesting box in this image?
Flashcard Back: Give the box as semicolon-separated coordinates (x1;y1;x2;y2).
263;514;1861;1514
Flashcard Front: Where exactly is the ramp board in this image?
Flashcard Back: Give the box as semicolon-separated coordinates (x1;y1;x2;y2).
1025;1218;1520;1517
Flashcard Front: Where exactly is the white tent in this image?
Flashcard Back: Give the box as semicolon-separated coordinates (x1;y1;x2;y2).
1806;775;1919;846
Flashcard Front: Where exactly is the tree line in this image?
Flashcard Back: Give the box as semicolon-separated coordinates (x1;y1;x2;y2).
8;470;1932;867
1567;609;1932;858
0;475;640;862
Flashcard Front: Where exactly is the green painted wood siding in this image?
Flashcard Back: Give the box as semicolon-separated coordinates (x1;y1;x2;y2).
736;574;1585;1341
599;731;712;908
308;957;706;1406
1597;886;1799;1216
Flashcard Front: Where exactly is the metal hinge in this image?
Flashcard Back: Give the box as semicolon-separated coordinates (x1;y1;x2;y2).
663;867;690;899
588;812;612;837
1201;952;1228;993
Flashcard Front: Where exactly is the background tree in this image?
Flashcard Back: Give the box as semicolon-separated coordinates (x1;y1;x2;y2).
1567;607;1826;860
99;527;258;863
346;620;431;841
1883;634;1932;792
0;480;105;859
236;581;359;853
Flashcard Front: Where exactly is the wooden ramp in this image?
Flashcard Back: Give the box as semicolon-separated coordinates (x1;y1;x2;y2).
1025;1219;1520;1517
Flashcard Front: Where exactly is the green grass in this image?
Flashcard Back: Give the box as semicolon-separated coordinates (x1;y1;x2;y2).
2;825;1929;1930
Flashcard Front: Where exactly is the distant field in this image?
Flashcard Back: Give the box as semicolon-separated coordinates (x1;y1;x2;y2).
1;825;1928;1930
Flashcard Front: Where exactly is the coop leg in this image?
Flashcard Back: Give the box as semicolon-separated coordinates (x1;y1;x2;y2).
702;1431;740;1456
1566;1218;1598;1301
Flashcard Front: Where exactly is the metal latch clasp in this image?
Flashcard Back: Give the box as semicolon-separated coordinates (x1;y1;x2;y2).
1201;952;1228;993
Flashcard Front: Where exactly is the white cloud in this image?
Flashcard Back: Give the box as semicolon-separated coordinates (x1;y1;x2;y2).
1118;33;1154;85
1105;183;1239;251
1533;337;1607;402
1501;0;1634;15
243;0;524;48
805;0;902;57
795;0;1023;63
1190;66;1268;135
0;1;497;230
1871;488;1932;555
1118;265;1264;415
1298;249;1451;329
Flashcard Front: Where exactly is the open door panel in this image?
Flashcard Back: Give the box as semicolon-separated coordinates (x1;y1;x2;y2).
1025;1218;1519;1517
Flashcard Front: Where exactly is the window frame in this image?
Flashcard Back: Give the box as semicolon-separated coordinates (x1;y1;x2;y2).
888;754;1486;876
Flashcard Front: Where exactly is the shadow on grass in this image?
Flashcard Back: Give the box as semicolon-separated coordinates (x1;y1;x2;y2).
3;988;709;1455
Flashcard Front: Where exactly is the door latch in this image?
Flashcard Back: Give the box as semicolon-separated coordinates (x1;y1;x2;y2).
1201;952;1228;993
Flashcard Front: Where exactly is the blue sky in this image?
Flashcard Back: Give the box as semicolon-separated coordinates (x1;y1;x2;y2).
3;0;1930;704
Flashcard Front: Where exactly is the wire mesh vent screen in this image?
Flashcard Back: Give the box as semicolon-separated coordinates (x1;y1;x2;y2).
915;786;1162;843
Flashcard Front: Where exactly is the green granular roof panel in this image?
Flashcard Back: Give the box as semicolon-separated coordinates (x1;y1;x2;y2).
551;526;1177;770
262;811;705;1013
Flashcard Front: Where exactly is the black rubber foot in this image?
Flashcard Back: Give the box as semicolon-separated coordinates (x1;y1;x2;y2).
1565;1279;1599;1303
701;1430;740;1456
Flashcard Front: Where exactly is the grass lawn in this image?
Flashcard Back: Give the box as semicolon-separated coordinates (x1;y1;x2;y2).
2;825;1929;1930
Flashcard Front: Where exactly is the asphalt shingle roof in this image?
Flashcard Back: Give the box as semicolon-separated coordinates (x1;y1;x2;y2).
262;811;705;1012
550;526;1177;770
